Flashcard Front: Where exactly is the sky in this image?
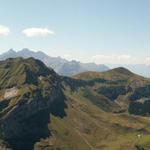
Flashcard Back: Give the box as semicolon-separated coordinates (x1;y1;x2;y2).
0;0;150;64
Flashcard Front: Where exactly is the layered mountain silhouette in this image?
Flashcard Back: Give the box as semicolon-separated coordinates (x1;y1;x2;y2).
0;49;109;76
0;57;150;149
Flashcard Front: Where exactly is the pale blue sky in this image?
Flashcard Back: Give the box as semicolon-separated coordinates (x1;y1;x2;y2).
0;0;150;64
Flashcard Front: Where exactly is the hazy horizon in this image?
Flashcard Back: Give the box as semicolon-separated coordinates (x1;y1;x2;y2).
0;0;150;65
1;48;150;67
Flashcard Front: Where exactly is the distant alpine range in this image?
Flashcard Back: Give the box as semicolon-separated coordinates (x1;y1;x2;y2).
0;49;109;76
1;49;150;77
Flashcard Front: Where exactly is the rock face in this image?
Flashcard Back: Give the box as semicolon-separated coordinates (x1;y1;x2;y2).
4;87;19;99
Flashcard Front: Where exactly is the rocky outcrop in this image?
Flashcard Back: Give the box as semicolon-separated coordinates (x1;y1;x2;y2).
4;87;19;99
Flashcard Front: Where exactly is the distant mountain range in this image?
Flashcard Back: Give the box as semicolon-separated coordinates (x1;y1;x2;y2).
0;49;109;76
1;49;150;77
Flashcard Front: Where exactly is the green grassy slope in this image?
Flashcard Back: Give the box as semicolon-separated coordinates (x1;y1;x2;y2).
35;66;150;150
72;67;150;115
0;58;150;150
37;86;150;150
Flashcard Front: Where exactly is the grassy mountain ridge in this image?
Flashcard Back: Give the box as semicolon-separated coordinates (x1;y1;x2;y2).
0;58;150;150
72;67;147;82
0;57;56;88
73;67;150;115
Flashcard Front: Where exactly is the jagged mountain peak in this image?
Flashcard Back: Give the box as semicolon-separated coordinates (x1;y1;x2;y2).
2;49;16;56
8;49;16;53
21;48;31;52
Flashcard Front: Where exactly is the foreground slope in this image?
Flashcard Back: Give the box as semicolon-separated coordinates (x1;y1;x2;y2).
0;58;150;150
0;57;67;150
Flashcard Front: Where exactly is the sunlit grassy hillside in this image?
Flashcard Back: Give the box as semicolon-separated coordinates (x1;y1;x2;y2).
0;58;150;150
